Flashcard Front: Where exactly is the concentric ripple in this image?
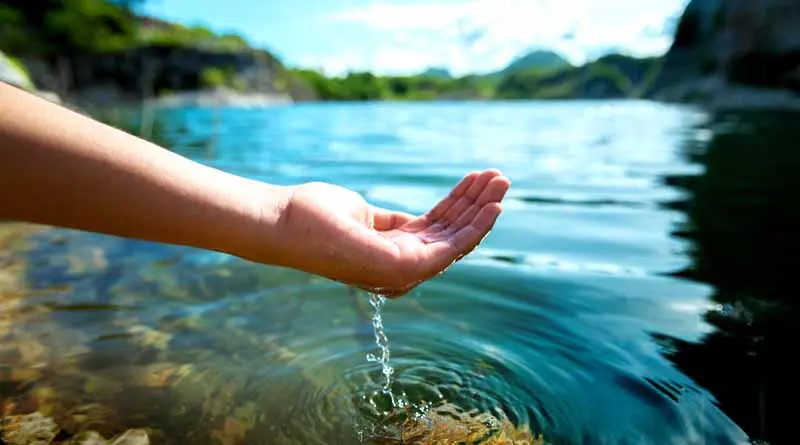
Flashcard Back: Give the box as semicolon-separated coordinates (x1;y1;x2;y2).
12;233;751;443
253;327;539;444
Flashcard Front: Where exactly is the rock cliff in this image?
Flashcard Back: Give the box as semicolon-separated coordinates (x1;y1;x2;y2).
658;0;800;108
16;44;302;105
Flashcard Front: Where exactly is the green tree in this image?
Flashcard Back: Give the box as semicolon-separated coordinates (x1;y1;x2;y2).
45;0;137;53
0;6;30;53
200;67;230;89
0;0;137;56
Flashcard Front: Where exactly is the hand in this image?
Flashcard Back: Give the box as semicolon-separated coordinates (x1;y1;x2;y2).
264;169;510;297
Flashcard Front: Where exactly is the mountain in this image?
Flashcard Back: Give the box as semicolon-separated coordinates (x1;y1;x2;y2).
421;67;452;78
501;50;572;74
494;52;662;100
475;49;572;83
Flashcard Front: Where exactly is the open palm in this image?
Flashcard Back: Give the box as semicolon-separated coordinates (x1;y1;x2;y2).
274;169;511;297
372;169;510;292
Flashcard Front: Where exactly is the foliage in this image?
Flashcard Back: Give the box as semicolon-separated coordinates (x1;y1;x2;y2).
494;54;660;100
494;67;565;99
288;52;661;102
45;0;138;53
1;52;35;90
199;67;228;89
137;23;250;51
0;0;249;57
0;5;29;52
0;0;138;56
288;69;496;101
198;66;247;91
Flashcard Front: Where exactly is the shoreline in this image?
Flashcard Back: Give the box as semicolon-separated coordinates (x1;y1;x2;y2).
9;80;800;113
143;89;294;108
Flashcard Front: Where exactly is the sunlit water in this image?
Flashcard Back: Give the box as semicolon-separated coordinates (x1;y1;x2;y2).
3;100;798;444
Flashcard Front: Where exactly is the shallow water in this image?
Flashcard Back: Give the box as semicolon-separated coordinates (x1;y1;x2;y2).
2;100;798;444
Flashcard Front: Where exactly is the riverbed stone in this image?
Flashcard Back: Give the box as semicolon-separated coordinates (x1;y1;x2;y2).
1;412;59;445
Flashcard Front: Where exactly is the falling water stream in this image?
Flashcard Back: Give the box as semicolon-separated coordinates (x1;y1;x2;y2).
366;293;397;405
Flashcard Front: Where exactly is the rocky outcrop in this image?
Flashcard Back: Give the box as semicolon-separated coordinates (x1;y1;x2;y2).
17;44;299;106
0;50;33;90
658;0;800;108
1;50;63;104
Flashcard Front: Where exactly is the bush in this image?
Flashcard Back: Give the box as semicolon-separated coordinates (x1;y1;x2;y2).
200;67;228;89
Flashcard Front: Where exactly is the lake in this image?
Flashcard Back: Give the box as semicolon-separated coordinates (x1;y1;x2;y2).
2;100;797;444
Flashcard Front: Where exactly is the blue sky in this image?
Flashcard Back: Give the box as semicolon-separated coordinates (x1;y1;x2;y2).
143;0;691;76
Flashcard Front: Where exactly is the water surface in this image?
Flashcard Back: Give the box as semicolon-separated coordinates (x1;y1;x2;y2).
2;100;795;444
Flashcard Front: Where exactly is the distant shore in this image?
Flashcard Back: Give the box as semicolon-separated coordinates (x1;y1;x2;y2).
144;88;294;108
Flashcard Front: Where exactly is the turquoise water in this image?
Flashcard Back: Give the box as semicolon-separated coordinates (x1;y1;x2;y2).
3;100;795;444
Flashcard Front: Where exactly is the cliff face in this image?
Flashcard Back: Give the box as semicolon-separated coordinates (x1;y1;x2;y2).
717;0;800;89
18;44;305;105
660;0;800;106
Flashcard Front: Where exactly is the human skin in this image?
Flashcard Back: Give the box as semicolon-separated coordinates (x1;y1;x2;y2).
0;82;510;296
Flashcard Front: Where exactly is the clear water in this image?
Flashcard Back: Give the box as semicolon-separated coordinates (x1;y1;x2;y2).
2;100;797;444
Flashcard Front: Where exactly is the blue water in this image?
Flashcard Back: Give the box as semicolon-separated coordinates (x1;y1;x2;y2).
3;100;785;444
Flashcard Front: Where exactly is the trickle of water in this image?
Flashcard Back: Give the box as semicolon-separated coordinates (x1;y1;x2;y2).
365;293;398;405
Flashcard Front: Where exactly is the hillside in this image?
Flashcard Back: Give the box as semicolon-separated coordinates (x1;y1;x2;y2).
501;50;572;74
495;53;662;99
420;67;452;79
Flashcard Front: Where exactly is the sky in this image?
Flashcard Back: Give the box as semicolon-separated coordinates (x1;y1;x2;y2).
142;0;692;77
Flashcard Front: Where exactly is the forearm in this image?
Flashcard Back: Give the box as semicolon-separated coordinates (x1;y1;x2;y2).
0;82;287;258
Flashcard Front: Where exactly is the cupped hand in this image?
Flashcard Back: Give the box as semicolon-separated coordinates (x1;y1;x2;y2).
269;169;510;297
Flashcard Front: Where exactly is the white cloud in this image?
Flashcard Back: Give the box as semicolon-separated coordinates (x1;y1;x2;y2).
320;0;690;75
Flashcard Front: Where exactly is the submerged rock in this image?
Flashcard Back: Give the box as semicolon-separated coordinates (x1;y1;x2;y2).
106;429;149;445
363;402;542;445
0;412;149;445
69;431;108;445
68;429;149;445
1;412;59;445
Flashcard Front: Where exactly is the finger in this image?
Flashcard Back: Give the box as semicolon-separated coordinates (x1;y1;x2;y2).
422;171;480;223
444;175;510;232
415;170;502;238
428;202;503;267
371;206;416;231
352;282;418;298
440;169;501;225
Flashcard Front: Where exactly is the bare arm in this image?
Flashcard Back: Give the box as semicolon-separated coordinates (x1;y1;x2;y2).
0;82;509;296
0;81;284;259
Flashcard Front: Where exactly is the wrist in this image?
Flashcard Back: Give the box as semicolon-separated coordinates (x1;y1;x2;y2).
225;178;294;265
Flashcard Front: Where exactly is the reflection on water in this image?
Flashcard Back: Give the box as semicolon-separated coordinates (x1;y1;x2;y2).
1;100;795;444
656;110;800;445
